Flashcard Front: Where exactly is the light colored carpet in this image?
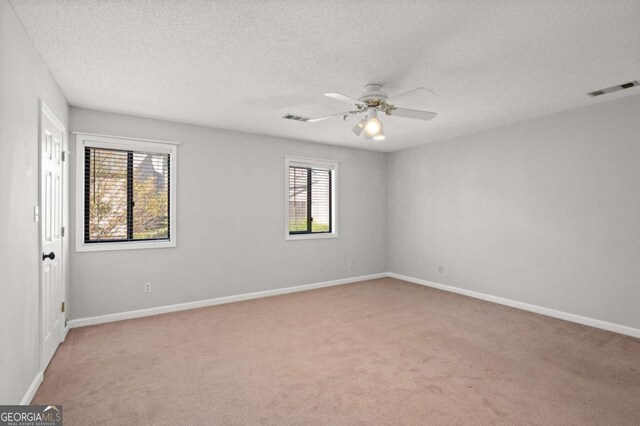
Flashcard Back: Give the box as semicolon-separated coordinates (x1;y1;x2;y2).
34;278;640;425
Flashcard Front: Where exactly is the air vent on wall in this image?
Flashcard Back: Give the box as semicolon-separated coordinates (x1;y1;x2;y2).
282;114;310;122
587;81;639;97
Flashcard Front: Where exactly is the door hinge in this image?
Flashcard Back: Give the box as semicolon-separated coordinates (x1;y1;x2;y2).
61;226;65;237
61;302;65;313
61;151;66;161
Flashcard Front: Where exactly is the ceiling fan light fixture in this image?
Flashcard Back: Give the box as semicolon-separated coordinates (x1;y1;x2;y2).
364;117;382;135
363;109;384;140
363;110;381;135
363;128;385;141
352;119;365;136
285;84;437;142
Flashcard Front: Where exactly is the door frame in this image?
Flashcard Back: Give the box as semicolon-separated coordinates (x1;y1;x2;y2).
38;100;68;371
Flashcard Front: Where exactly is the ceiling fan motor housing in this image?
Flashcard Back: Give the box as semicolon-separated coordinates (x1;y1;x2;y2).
359;83;388;106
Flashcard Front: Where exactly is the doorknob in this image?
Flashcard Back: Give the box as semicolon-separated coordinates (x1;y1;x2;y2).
42;252;56;261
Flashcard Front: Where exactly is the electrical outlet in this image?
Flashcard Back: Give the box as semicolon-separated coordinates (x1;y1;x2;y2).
418;260;423;268
438;265;444;274
347;259;353;269
144;282;152;293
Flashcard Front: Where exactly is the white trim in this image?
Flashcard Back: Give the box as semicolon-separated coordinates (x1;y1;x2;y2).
41;103;65;133
284;155;340;167
286;232;338;241
68;273;387;328
78;137;176;154
72;131;181;146
74;133;177;252
61;110;70;343
76;239;176;252
39;101;67;372
66;271;640;339
20;371;43;405
284;156;338;241
388;272;640;339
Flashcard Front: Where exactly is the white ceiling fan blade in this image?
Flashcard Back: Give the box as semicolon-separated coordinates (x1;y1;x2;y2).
387;87;434;103
388;107;437;121
324;92;367;106
307;111;356;123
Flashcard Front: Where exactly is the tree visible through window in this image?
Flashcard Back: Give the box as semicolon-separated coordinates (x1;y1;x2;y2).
85;147;170;243
288;166;332;234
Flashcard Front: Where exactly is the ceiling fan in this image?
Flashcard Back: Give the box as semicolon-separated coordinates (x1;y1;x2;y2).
283;84;437;141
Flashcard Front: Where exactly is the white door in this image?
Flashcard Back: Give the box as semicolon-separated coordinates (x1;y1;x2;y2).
40;103;65;370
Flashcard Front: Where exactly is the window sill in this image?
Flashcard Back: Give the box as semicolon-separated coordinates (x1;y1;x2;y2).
286;233;338;241
76;240;176;252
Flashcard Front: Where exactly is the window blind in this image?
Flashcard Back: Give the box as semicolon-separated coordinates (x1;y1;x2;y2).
84;146;170;243
288;166;332;234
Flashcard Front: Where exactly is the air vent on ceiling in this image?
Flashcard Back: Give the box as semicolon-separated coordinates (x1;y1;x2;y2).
587;81;639;97
282;114;310;122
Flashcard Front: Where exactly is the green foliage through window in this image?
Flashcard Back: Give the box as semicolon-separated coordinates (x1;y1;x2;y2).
85;147;170;243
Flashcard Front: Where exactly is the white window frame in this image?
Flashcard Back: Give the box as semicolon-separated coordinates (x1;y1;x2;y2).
284;155;338;241
75;133;178;252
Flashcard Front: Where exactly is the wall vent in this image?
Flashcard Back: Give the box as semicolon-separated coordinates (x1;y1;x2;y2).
587;81;639;97
282;114;310;122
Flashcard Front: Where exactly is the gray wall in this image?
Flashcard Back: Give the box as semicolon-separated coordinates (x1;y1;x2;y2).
388;94;640;330
69;107;388;319
0;0;68;404
2;0;638;401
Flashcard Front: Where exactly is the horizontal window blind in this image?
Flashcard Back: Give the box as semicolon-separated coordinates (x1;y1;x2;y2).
288;166;332;234
289;166;309;233
85;146;170;243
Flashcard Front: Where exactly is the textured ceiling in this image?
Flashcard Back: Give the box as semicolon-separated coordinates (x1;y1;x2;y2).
10;0;640;152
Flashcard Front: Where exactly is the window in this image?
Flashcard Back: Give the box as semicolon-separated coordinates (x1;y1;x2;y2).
76;134;177;251
285;156;337;240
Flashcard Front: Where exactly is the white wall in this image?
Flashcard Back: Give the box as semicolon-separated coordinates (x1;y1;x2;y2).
0;0;68;404
69;107;387;320
388;94;640;330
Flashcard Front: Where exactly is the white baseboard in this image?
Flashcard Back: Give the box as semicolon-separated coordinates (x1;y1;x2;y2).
20;371;43;405
67;271;640;339
389;272;640;339
68;273;388;328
